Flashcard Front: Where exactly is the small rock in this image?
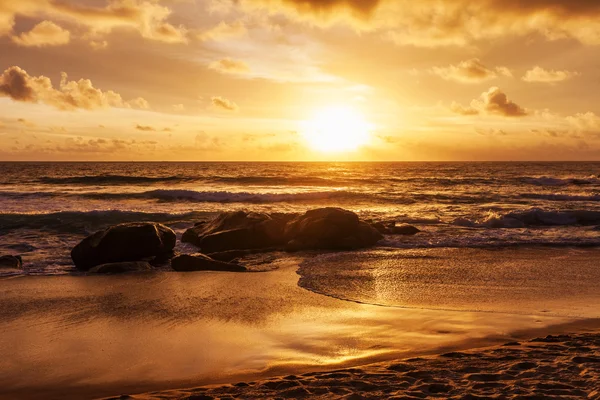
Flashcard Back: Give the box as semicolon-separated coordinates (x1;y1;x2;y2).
171;254;247;272
389;224;421;235
0;255;22;269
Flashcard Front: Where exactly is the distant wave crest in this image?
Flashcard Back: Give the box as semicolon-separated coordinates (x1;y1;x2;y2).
452;208;600;228
38;175;186;185
520;176;600;186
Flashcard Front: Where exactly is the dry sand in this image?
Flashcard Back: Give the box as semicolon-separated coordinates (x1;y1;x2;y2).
105;332;600;399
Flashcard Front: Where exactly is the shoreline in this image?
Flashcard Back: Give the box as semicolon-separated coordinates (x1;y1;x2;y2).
1;248;600;399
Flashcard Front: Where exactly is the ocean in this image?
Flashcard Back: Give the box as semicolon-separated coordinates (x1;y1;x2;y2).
1;161;600;276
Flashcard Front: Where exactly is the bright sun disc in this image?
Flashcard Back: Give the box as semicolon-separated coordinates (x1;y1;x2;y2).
302;106;372;152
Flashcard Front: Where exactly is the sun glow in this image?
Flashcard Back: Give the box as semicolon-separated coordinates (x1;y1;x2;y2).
302;106;372;153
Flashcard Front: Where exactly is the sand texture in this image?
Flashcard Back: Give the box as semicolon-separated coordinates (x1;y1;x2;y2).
110;333;600;400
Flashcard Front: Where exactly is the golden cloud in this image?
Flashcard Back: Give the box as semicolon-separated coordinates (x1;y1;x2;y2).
431;59;512;83
211;96;239;111
240;0;600;46
209;58;250;74
451;87;528;117
197;20;247;41
12;20;70;47
0;0;187;44
0;66;150;111
522;66;579;83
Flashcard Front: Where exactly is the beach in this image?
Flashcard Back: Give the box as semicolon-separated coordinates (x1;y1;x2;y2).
2;162;600;399
1;247;600;399
105;332;600;399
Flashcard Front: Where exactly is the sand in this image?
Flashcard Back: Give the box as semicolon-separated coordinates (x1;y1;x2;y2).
1;248;600;399
105;332;600;399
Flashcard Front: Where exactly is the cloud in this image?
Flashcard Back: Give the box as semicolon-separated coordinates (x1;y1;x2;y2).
197;20;247;41
240;0;600;46
12;20;70;47
451;87;528;117
431;59;511;83
566;112;600;130
522;66;579;83
0;0;188;44
0;66;150;111
209;58;251;74
128;97;150;109
450;102;480;116
135;124;156;131
211;96;239;111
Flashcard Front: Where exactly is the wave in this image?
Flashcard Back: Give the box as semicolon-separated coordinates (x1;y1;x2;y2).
137;189;367;203
206;176;343;186
0;210;208;234
519;193;600;202
520;176;600;187
452;208;600;228
37;175;187;185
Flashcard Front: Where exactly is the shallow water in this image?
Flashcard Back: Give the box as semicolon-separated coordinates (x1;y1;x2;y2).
1;161;600;275
0;255;591;400
298;247;600;318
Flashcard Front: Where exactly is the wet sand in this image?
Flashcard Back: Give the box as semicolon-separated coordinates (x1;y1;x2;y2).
108;332;600;399
0;248;599;399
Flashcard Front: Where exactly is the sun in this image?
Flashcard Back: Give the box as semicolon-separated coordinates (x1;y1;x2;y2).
302;106;372;152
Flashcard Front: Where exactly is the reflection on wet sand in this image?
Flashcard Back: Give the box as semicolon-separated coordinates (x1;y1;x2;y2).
0;253;599;400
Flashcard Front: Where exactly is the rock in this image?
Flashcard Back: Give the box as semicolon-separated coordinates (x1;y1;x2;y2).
0;255;22;269
88;261;153;274
182;211;290;252
206;248;278;263
71;222;176;271
372;222;390;234
283;208;383;251
389;224;421;235
171;254;247;272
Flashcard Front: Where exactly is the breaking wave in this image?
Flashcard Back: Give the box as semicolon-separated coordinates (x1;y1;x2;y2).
452;208;600;228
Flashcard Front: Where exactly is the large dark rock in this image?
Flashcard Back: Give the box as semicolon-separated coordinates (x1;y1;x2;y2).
171;254;247;272
283;208;383;251
0;255;22;269
71;222;176;271
182;211;291;252
88;261;152;274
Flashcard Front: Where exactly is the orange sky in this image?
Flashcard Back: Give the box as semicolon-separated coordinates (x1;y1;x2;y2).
1;0;600;161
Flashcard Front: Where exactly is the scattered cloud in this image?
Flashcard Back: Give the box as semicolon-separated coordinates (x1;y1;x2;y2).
197;20;247;41
566;112;600;130
0;66;150;111
522;66;579;83
209;58;251;75
135;124;156;131
431;59;511;83
0;0;188;44
451;87;528;117
211;96;239;111
12;21;70;47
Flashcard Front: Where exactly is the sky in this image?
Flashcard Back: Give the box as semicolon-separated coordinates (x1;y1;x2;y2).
1;0;600;161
